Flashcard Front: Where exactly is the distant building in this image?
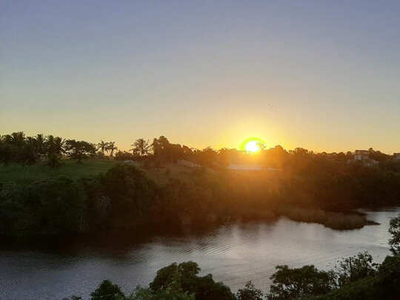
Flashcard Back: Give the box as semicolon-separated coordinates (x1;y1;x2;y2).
353;150;378;167
394;153;400;160
354;150;369;161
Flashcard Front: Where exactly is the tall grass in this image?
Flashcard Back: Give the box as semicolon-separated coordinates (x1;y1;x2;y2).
0;159;117;185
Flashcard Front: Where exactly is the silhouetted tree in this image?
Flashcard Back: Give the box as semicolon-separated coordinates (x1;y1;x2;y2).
22;136;39;164
152;136;174;164
46;135;65;156
97;141;109;156
0;142;13;165
335;252;377;287
9;132;25;147
90;280;124;300
389;213;400;255
106;141;118;157
193;147;218;167
114;150;135;161
267;265;336;300
150;261;235;300
35;134;46;156
131;138;151;156
237;281;264;300
65;140;96;163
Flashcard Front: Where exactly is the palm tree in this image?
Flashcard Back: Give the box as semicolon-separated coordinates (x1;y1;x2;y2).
10;132;25;146
35;134;45;155
53;136;65;155
46;135;65;155
97;140;109;155
106;141;118;157
130;138;150;156
25;136;40;162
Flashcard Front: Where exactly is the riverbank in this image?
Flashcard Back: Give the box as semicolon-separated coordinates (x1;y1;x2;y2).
0;161;391;238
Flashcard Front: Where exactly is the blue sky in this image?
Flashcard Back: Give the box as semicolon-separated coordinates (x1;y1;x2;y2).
1;1;400;152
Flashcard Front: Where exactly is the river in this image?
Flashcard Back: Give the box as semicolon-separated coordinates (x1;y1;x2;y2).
1;207;399;300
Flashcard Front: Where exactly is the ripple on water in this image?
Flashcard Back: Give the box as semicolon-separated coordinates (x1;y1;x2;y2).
1;207;399;300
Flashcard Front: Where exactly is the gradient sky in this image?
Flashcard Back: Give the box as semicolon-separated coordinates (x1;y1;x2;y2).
1;1;400;153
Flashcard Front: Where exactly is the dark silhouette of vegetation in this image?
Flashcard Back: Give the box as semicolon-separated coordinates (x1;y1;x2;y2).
236;282;264;300
335;252;377;287
90;280;125;300
65;261;233;300
0;164;158;235
0;132;67;165
115;151;136;161
106;141;118;157
267;265;336;300
131;138;151;156
97;141;109;156
301;255;400;300
65;140;96;163
389;214;400;255
150;261;235;300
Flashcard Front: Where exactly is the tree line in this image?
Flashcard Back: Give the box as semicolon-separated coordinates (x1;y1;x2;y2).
2;132;400;170
0;132;98;166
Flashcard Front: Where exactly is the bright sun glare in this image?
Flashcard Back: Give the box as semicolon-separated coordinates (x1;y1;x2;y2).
245;141;261;153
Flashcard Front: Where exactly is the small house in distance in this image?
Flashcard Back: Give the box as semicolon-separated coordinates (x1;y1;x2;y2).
354;150;370;161
353;150;379;167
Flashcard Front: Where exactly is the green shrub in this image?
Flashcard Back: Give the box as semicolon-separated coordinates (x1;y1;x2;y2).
267;265;336;300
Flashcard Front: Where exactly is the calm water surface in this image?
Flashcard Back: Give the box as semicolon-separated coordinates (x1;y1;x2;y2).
1;207;399;300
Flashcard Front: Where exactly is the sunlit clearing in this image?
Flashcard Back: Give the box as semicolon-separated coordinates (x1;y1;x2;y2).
245;141;260;153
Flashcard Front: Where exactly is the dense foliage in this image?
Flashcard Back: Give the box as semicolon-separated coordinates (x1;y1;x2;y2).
303;255;400;300
0;164;157;235
335;252;377;287
91;280;125;300
236;282;264;300
389;214;400;255
267;265;336;300
65;262;233;300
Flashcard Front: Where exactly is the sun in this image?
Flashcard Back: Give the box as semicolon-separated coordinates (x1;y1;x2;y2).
245;140;261;153
240;137;266;153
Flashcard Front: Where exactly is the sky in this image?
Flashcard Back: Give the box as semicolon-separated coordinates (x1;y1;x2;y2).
1;0;400;153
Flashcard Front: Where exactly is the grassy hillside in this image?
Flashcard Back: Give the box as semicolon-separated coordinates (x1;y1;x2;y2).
0;159;117;185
